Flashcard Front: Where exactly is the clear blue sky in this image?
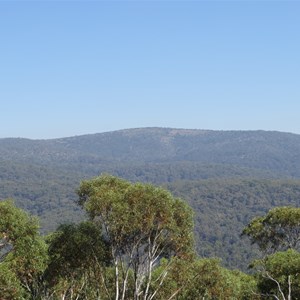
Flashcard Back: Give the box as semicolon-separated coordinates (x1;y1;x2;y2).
1;1;299;139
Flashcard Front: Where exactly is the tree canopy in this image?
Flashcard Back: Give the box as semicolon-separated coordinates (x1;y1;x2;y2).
243;206;300;254
244;207;300;300
0;200;48;299
77;174;195;300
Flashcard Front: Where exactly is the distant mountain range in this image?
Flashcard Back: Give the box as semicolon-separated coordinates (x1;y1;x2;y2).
1;127;300;177
1;127;300;270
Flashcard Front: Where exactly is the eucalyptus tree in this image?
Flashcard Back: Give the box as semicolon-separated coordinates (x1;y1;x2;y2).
77;175;194;300
45;221;111;300
149;257;258;300
0;199;48;299
244;206;300;300
251;249;300;300
243;206;300;254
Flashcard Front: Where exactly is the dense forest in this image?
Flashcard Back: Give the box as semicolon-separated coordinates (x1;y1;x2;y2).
1;128;300;298
2;162;300;270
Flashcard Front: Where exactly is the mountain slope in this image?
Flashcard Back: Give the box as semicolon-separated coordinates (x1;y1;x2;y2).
1;128;300;177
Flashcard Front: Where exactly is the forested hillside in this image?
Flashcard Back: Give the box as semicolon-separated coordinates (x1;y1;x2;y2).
1;128;300;270
1;128;300;176
167;179;300;269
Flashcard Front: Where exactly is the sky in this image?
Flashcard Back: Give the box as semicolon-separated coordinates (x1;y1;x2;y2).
1;0;299;139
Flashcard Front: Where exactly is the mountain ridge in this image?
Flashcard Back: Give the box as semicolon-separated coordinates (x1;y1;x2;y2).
1;127;300;177
2;127;300;141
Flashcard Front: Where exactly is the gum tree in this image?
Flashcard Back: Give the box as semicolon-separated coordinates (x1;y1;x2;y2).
0;199;48;299
77;175;194;300
244;206;300;300
251;249;300;300
243;206;300;254
45;221;111;299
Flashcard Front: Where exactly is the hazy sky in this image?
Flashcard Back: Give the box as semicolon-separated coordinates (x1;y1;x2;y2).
1;1;299;139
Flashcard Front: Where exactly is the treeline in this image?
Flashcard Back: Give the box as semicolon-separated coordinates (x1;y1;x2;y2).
1;175;299;299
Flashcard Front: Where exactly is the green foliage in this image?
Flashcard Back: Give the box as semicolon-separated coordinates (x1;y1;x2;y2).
77;175;195;259
46;221;110;281
0;263;25;300
245;207;300;299
0;199;48;299
77;175;195;299
45;221;111;299
182;259;258;300
243;206;300;253
151;257;258;300
251;249;300;299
